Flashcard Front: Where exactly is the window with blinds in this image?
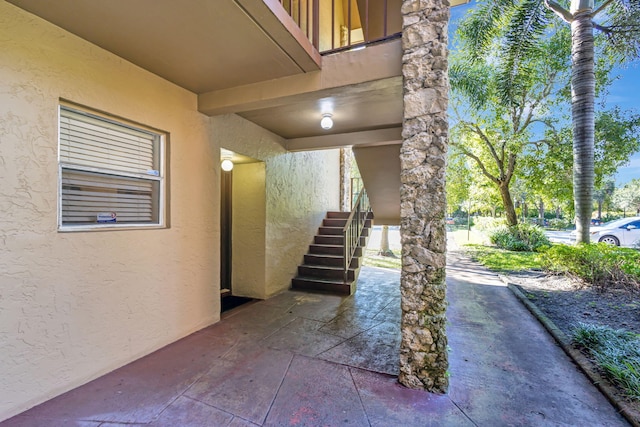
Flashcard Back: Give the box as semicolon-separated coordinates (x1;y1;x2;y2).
59;105;165;229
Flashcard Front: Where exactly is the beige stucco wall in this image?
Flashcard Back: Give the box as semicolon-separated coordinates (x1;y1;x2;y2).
231;162;267;298
0;2;220;420
213;114;341;298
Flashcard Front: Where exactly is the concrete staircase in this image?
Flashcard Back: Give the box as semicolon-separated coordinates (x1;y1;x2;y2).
291;211;372;295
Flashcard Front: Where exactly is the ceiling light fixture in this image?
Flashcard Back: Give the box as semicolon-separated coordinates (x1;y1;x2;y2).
320;113;333;130
221;159;234;172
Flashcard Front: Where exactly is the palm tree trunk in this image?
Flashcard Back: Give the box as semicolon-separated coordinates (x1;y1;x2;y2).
571;11;595;243
378;225;395;257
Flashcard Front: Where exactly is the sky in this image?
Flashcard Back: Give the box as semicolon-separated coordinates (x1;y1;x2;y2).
449;1;640;186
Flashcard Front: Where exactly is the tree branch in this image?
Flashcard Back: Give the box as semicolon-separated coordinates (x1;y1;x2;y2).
520;70;558;132
504;153;517;185
471;123;505;177
544;0;573;23
451;143;500;185
593;22;612;34
591;0;614;18
530;138;550;148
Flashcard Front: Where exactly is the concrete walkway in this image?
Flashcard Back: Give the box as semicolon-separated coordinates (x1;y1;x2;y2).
2;251;628;426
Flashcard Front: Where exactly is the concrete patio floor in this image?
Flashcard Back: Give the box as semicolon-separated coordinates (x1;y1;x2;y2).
1;250;629;426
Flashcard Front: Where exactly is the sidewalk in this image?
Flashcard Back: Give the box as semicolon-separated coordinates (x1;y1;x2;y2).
1;253;628;426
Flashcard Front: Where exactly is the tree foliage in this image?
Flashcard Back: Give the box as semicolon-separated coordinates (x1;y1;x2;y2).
613;179;640;215
450;0;640;234
523;108;640;205
594;107;640;185
450;22;572;226
456;0;640;242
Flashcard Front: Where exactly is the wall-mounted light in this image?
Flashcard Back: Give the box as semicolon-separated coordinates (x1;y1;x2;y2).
221;159;234;172
320;113;333;130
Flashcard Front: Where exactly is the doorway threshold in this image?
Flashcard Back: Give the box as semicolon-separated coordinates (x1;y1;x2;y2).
221;295;255;313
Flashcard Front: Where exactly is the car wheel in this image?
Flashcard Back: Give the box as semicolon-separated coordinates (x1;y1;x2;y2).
599;235;620;246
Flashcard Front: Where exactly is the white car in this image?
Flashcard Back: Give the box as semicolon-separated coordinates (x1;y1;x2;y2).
587;216;640;247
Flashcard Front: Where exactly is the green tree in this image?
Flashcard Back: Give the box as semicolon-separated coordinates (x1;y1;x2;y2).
594;107;640;185
447;152;503;219
450;24;571;225
523;108;640;218
446;152;471;216
594;179;615;219
613;179;640;216
459;0;640;242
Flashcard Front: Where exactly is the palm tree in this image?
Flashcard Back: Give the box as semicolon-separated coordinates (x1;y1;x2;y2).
459;0;640;242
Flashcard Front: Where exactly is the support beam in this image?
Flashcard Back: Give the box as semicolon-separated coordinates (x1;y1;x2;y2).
399;0;450;393
198;39;402;116
286;127;401;151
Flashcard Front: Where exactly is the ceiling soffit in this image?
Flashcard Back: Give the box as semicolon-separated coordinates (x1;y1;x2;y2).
198;39;404;144
6;1;472;148
7;0;320;93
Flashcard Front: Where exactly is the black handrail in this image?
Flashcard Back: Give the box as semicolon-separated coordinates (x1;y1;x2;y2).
342;188;371;283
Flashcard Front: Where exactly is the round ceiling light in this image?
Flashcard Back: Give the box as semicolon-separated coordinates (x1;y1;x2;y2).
221;159;234;172
320;114;333;130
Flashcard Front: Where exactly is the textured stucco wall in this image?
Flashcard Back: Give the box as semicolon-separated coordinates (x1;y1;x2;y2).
212;114;341;298
231;163;267;299
0;2;220;420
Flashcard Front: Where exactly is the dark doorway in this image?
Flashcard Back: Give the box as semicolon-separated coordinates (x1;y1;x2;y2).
220;166;254;313
221;295;254;312
220;169;232;301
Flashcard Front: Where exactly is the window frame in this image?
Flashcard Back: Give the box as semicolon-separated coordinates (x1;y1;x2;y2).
57;103;167;232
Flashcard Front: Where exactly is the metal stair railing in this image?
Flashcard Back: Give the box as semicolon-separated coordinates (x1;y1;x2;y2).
342;188;371;284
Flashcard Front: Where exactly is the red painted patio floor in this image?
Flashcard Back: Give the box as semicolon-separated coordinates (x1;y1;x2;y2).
1;252;629;426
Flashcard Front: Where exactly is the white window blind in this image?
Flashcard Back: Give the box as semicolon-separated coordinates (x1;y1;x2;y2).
60;109;157;176
59;106;164;228
61;170;156;224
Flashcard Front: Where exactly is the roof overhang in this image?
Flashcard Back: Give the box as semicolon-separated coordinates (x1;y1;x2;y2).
7;0;321;93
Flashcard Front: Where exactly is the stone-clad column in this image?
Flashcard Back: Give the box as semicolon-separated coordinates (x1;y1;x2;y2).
399;0;450;393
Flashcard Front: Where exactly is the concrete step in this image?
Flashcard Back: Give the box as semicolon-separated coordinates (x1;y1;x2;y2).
291;276;354;295
318;226;343;236
314;235;343;245
291;210;372;295
308;245;363;257
303;254;360;269
314;235;366;246
323;218;348;228
309;244;343;255
298;265;355;281
326;211;351;219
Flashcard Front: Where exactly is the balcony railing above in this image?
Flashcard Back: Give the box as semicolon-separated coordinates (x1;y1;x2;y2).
277;0;402;54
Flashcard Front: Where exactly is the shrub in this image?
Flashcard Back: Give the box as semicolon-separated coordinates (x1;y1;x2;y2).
488;223;551;252
541;243;640;291
547;218;571;230
601;214;622;223
453;216;470;226
473;216;506;232
572;323;640;399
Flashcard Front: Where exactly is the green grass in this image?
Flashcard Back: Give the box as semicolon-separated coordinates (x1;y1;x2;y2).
462;244;542;272
449;228;489;246
363;249;401;270
572;323;640;399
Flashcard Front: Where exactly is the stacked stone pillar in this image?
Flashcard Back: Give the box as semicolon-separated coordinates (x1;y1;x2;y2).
399;0;450;393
